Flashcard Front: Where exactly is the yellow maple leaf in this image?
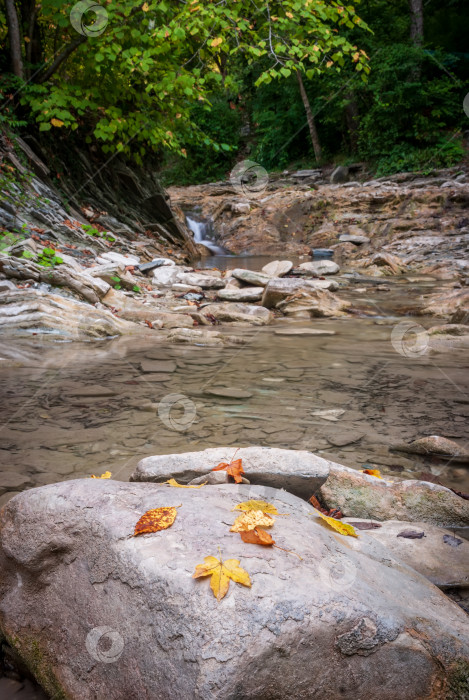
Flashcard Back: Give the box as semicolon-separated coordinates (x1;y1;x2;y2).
360;469;382;479
133;506;179;536
193;555;251;601
142;2;149;10
232;500;278;514
164;478;206;489
230;510;275;532
211;37;223;47
315;510;358;537
90;470;112;479
50;118;64;127
285;11;293;18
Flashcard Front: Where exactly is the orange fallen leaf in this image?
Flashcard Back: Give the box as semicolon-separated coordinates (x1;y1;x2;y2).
240;527;275;545
193;555;251;601
212;450;244;483
360;469;382;479
230;510;275;532
314;510;358;537
165;478;206;489
133;506;180;536
233;499;278;514
90;471;112;479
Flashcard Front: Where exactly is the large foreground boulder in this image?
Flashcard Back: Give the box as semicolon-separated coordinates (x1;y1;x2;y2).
201;302;273;325
131;446;330;499
1;480;468;700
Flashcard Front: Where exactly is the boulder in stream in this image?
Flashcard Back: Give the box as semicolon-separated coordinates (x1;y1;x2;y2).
0;480;468;700
202;302;273;325
131;446;330;498
319;462;469;528
217;286;264;302
261;278;339;308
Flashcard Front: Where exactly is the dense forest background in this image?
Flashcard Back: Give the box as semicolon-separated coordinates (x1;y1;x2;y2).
1;0;468;187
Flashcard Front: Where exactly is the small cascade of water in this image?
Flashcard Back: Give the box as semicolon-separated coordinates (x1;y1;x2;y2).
186;214;226;255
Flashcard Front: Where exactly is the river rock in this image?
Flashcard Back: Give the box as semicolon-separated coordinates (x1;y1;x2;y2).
330;165;349;184
140;360;177;373
166;328;245;346
131;446;330;498
202;302;273;325
138;258;175;274
0;289;139;339
231;269;271;287
152;266;182;287
277;289;350;318
261;278;339;308
1;480;468;700
342;519;469;589
368;253;403;274
0;471;31;494
422;287;469;317
339;234;370;245
204;387;253;399
319;462;469;528
180;273;225;289
97;251;140;267
261;260;293;277
217;287;263;302
298;260;340;276
391;436;469;463
101;288;192;327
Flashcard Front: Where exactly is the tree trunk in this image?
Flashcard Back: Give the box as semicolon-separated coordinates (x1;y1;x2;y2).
296;71;322;162
344;92;360;154
409;0;424;46
5;0;24;79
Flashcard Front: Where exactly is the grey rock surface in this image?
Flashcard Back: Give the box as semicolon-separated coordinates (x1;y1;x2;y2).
320;462;469;528
231;268;272;287
261;260;293;277
0;480;468;700
330;166;349;184
342;519;469;589
261;278;339;308
298;260;340;276
217;286;263;302
131;446;330;498
202;302;273;325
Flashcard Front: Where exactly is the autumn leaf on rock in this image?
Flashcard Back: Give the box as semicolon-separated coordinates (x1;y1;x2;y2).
90;471;112;479
212;455;244;483
133;506;179;536
233;500;278;514
314;510;358;537
165;478;206;489
193;556;251;601
240;527;275;546
231;510;275;532
360;469;382;479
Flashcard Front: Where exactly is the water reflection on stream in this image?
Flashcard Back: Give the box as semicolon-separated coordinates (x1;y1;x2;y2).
0;280;468;503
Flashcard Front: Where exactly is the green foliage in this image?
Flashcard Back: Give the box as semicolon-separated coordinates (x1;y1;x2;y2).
81;224;115;243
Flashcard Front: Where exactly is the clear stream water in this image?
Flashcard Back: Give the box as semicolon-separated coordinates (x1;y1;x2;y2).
0;274;468;503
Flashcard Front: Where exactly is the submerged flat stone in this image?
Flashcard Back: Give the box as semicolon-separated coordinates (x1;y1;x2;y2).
204;387;253;399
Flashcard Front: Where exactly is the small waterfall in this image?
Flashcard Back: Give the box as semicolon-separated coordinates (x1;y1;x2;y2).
186;214;226;255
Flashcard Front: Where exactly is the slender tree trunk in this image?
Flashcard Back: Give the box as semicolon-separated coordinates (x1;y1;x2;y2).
5;0;24;79
409;0;424;46
296;71;322;162
344;91;359;154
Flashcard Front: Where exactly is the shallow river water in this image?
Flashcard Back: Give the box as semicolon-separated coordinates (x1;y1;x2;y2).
0;276;468;503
